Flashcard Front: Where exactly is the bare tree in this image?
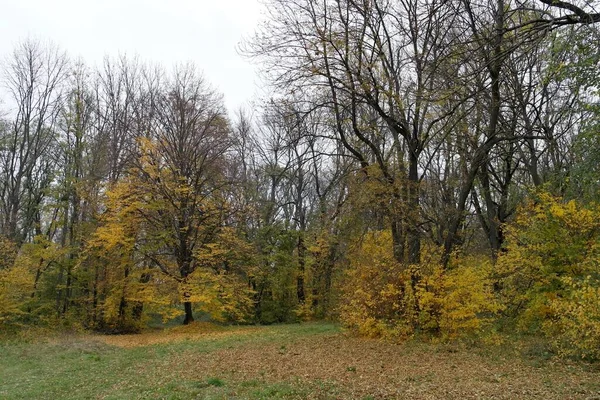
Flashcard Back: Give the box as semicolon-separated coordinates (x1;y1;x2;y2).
247;0;464;266
0;39;68;243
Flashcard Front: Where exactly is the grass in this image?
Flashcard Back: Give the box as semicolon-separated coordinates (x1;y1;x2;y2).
1;322;599;399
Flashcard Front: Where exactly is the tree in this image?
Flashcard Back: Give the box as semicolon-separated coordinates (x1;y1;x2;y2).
101;65;232;325
0;39;68;243
247;0;465;266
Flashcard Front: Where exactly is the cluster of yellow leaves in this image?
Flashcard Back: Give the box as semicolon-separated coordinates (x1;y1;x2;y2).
418;258;502;339
0;235;17;269
338;230;414;338
0;264;33;324
498;192;600;357
338;231;500;340
0;236;21;323
0;236;66;326
547;276;600;360
190;227;256;322
88;174;256;328
178;267;254;323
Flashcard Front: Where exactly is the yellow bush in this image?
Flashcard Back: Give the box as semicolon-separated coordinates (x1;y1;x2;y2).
546;276;600;360
338;230;416;338
0;238;62;326
440;261;501;338
338;231;500;340
0;264;34;325
497;192;600;357
417;258;501;339
497;193;600;333
0;235;17;269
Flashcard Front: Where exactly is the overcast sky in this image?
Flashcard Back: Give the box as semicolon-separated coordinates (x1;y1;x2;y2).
0;0;264;113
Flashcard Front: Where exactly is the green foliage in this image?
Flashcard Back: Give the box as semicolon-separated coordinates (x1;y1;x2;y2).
205;377;225;387
568;125;600;201
250;225;300;324
551;29;600;200
303;230;340;320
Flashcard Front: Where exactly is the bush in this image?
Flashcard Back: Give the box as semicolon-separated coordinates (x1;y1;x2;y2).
338;231;499;340
338;231;414;338
546;276;600;360
497;192;600;357
419;258;501;339
0;264;33;326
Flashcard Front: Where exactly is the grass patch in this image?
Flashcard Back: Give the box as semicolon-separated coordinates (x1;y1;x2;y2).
205;377;225;387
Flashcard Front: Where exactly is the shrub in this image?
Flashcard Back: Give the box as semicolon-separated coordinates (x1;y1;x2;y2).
546;276;600;360
338;230;415;338
497;192;600;357
420;258;501;339
338;231;499;340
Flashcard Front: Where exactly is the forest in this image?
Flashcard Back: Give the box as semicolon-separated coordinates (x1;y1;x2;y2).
1;0;600;365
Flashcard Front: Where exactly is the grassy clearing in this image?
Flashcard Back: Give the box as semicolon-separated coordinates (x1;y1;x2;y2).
1;322;599;399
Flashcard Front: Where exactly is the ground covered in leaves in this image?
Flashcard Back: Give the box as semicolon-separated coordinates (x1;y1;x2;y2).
1;322;599;399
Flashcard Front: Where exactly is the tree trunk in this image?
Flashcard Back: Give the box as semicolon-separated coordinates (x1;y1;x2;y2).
183;301;194;325
297;232;306;304
407;146;421;265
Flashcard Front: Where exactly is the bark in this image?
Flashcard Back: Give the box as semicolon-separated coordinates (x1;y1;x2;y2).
407;145;421;265
183;301;194;325
297;232;306;304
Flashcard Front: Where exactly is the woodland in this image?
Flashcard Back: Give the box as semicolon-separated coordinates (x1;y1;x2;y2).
1;0;600;364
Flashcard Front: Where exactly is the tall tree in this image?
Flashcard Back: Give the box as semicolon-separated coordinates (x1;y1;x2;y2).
247;0;464;265
0;39;68;243
106;64;231;325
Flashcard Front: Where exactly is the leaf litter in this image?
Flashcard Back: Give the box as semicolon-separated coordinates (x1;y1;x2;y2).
87;323;600;399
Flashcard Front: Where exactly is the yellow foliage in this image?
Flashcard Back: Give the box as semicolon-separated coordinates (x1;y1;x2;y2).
497;192;600;358
0;264;34;324
0;237;65;326
497;192;600;333
419;259;502;339
180;267;254;323
0;235;17;269
338;230;415;338
338;231;499;340
546;276;600;360
84;137;256;329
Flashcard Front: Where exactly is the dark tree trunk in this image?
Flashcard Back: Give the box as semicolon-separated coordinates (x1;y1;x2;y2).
183;301;194;325
297;232;306;304
407;145;421;265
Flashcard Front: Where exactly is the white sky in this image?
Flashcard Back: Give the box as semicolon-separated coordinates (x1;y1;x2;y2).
0;0;264;113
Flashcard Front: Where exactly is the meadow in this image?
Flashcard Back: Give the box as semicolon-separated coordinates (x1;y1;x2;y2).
2;323;599;400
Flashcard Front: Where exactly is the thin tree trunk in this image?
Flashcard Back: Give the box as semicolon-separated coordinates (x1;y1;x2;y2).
297;232;306;305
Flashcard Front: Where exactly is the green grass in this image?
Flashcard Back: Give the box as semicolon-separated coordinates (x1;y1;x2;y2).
0;323;340;400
